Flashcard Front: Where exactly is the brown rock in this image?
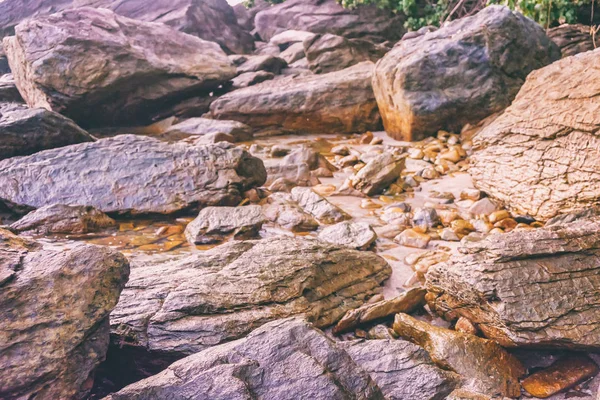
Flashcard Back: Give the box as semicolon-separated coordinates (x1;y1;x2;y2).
393;313;525;398
333;288;426;334
209;62;382;135
470;48;600;221
10;204;116;234
349;153;404;196
4;7;235;128
547;24;596;58
521;354;599;398
426;216;600;350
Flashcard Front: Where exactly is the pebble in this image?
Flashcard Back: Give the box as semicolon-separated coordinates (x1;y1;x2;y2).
413;207;440;229
468;198;498;216
438;147;462;163
360;199;382;210
450;219;474;235
312;184;336;197
440;228;460;241
338;154;359;168
270;145;291;157
408;148;424;159
494;218;517;231
471;219;493;234
331;145;350;156
489;210;510;224
395;229;431;249
460;188;481;201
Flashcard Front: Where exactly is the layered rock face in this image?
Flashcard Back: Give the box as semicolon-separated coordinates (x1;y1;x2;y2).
3;7;236;128
547;24;596;57
0;104;93;160
254;0;405;43
110;236;391;355
426;216;600;350
106;318;459;400
0;135;267;215
372;6;560;141
75;0;255;54
470;49;600;221
0;0;72;41
0;230;129;399
210;62;381;135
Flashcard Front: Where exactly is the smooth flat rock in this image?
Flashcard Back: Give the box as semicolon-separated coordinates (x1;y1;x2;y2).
0;233;129;400
4;7;235;128
110;236;391;355
372;6;560;141
11;204;116;234
0;104;94;161
349;153;404;196
184;205;266;244
105;318;384;400
0;135;267;215
426;216;600;350
470;48;600;221
209;62;382;135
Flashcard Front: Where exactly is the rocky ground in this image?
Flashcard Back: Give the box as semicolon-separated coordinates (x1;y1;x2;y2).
1;0;600;399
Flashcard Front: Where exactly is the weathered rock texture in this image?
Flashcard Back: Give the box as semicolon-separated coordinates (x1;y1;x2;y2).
393;313;525;398
304;34;387;74
254;0;405;43
0;233;129;400
4;7;235;128
291;187;350;224
105;318;385;400
0;104;93;160
426;217;600;350
209;62;382;135
547;24;596;57
0;135;266;215
373;6;560;141
160;118;253;142
470;48;600;221
0;73;22;102
184;205;266;244
11;204;116;234
340;339;460;399
349;153;404;196
110;236;391;355
318;221;377;250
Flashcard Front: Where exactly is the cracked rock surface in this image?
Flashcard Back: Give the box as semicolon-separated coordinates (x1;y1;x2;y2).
110;236;391;356
470;49;600;221
426;216;600;350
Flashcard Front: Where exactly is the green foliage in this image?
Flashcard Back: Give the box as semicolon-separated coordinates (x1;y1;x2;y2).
488;0;591;28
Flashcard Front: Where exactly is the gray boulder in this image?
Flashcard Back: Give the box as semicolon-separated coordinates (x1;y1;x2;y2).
0;104;93;160
318;221;377;250
11;204;116;234
110;236;391;355
372;6;560;141
184;205;266;244
3;7;235;128
0;135;266;215
0;229;129;400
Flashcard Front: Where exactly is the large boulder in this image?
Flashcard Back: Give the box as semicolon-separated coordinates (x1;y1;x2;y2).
254;0;405;43
0;135;267;215
3;7;236;128
0;229;129;399
0;0;72;42
426;216;600;350
209;62;382;135
304;33;388;74
372;6;560;141
106;318;460;400
110;236;391;355
547;24;596;57
11;204;116;234
470;48;600;221
0;103;93;160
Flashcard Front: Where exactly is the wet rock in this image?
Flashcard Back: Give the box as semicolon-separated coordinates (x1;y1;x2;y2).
106;318;384;399
263;194;319;232
110;236;391;355
184;205;266;244
304;33;387;74
0;104;94;160
393;313;525;398
0;135;266;215
4;7;236;128
160;118;253;142
547;24;596;57
349;153;404;196
209;62;382;135
237;55;288;74
333;288;426;334
0;73;22;102
232;70;276;89
340;339;460;400
470;48;600;221
0;236;129;400
426;217;600;349
318;221;376;250
10;204;116;234
395;229;430;249
291;187;350;224
521;354;599;398
373;6;560;141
